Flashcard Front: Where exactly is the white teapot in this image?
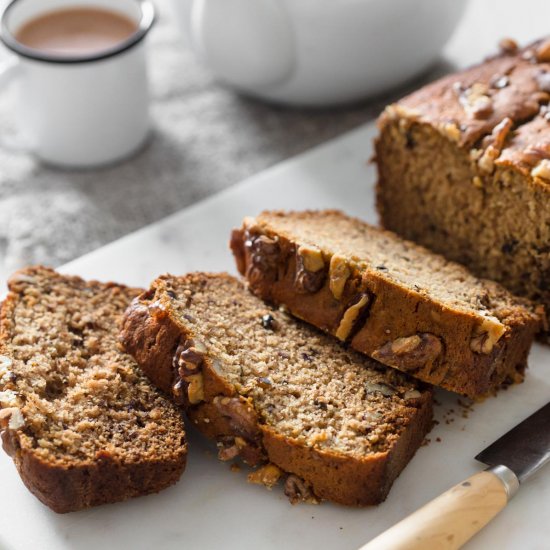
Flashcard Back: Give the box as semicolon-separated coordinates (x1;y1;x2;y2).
172;0;468;107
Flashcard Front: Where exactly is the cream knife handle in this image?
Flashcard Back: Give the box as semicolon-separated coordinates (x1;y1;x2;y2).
360;466;519;550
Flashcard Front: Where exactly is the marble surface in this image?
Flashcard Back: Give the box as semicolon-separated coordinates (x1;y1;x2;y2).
0;121;548;550
1;0;550;282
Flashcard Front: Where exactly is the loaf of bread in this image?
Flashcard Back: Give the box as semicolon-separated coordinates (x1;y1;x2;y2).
376;37;550;325
231;210;540;398
0;267;187;513
121;272;433;506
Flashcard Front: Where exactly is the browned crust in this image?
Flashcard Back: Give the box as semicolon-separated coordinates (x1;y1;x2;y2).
120;275;433;506
378;38;550;152
2;429;185;513
230;219;539;398
0;266;187;514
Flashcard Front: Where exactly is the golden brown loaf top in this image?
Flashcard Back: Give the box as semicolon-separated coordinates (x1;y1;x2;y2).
380;37;550;179
120;272;433;506
231;210;540;397
0;266;187;513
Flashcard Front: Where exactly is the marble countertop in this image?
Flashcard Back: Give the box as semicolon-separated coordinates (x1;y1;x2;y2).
0;0;548;282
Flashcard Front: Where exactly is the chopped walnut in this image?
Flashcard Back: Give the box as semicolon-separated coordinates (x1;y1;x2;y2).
297;245;324;272
472;176;483;188
186;373;205;404
217;436;241;461
294;245;326;294
284;475;319;505
335;294;370;341
470;317;506;354
478;145;500;173
439;121;461;142
248;463;283;489
329;255;351;300
531;159;550;181
499;37;518;54
174;340;205;376
372;333;443;372
214;396;260;441
483;117;513;151
384;104;421;122
457;83;493;120
172;340;207;404
536;39;550;63
245;232;280;285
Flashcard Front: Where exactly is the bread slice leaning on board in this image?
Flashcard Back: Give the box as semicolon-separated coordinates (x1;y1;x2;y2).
120;272;433;506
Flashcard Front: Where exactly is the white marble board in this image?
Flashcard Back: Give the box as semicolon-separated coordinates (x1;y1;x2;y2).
0;122;548;550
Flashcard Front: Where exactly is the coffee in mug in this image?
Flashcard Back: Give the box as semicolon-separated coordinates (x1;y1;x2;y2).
0;0;155;168
15;7;138;56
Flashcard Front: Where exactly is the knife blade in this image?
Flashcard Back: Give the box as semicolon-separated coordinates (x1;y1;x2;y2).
360;401;550;550
475;401;550;483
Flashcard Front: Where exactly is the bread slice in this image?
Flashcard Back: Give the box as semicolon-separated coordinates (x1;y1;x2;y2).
0;267;187;513
375;38;550;324
120;272;433;506
230;210;541;398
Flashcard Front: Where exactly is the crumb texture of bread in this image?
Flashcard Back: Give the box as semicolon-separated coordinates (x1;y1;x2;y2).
0;266;187;513
231;210;540;397
121;272;433;506
376;37;550;321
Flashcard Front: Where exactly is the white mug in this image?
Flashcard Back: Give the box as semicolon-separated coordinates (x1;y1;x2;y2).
172;0;468;107
0;0;155;168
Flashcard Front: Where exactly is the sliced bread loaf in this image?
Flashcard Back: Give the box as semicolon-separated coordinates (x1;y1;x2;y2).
120;272;432;506
231;210;541;398
0;267;187;513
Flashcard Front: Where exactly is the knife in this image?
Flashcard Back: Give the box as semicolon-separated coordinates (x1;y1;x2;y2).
360;401;550;550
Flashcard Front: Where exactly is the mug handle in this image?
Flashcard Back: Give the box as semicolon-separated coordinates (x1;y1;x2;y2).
189;0;295;89
0;56;18;86
0;56;33;154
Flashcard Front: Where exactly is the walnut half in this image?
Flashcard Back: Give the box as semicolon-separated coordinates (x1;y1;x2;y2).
372;333;443;372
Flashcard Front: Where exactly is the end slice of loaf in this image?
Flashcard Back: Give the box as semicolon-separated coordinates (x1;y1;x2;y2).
375;38;550;320
0;267;187;513
230;210;541;398
121;272;433;506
